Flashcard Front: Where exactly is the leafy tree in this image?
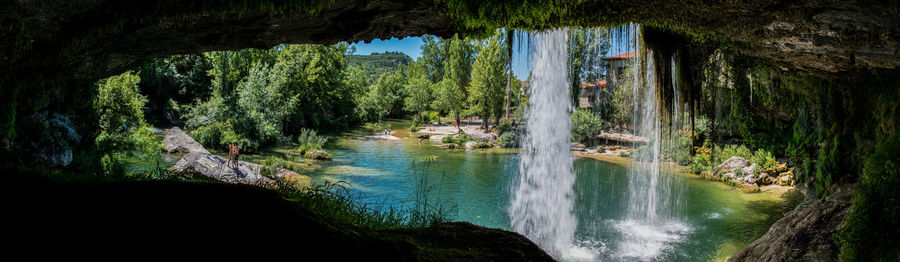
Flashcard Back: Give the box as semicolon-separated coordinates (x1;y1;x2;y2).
404;61;434;124
567;28;609;108
93;71;160;163
442;34;476;130
470;30;508;129
421;35;449;83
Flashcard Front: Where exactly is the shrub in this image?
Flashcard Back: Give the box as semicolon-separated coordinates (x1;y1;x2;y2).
441;136;454;144
498;118;513;134
475;142;492;148
689;152;712;174
297;128;327;155
570;109;603;143
192;120;253;151
715;144;752;163
498;132;518;148
261;156;286;178
750;148;777;170
409;125;420;132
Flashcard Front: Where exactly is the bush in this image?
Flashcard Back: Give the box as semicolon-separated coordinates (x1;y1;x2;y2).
191;120;253;151
441;136;454;144
441;133;474;146
498;118;513;134
715;144;752;163
750;148;777;170
498;132;518;148
570;109;603;143
689;152;712;174
475;142;492;148
297;128;327;155
261;156;286;178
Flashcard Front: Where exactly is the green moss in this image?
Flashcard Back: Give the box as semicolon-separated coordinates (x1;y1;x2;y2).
837;135;900;261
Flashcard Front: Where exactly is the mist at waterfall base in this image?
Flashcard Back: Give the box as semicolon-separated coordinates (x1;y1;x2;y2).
508;27;691;261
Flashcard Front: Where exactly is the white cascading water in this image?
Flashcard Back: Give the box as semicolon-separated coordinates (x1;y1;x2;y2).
509;29;580;259
615;26;690;261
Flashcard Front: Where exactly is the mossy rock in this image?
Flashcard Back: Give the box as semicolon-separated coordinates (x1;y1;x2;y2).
305;150;332;161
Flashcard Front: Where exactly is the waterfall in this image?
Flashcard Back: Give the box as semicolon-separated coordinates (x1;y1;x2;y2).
615;25;690;261
509;29;578;259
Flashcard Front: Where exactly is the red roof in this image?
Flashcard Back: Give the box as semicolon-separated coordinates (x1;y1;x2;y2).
520;81;528;87
605;52;635;60
581;80;607;89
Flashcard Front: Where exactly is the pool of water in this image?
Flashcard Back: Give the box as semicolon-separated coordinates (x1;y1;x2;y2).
153;120;801;261
296;120;801;261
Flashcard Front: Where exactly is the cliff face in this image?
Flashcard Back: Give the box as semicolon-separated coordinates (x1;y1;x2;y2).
2;1;898;83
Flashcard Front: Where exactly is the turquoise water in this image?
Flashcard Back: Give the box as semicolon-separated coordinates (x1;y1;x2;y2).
302;121;801;261
148;121;800;261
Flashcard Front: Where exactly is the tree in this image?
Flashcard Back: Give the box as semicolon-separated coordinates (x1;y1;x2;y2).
444;34;476;131
470;30;508;129
567;28;609;110
404;75;434;125
93;71;159;163
434;78;464;129
421;35;449;83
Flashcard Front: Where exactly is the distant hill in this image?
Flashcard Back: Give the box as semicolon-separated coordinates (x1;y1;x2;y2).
347;51;412;82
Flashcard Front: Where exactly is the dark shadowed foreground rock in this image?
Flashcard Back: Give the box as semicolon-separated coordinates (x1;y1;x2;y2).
730;186;853;262
3;169;553;260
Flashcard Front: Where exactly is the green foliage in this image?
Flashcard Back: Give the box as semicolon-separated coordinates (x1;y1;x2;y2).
358;68;408;122
261;156;287;178
421;35;450;83
404;70;434;125
715;144;752;163
185;43;361;150
441;133;475;146
346;51;412;82
469;30;508;127
570;109;603;143
93;71;160;165
568;27;609;106
750;148;777;170
297;128;327;155
191;120;251;151
837;135;900;261
498;131;518;148
689;151;713;173
498;118;513;134
608;62;635;127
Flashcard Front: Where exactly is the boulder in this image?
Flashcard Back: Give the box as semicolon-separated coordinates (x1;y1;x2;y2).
742;163;759;176
465;141;478;149
739;183;760;192
305;150;332;161
164;127;208;154
724;172;738;181
700;170;714;179
743;174;758;185
29;111;81;167
758;174;770;185
731;187;854;261
173;152;277;188
714;156;751;174
570;142;586;151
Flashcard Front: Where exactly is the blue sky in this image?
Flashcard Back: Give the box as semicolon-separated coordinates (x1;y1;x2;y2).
348;32;633;80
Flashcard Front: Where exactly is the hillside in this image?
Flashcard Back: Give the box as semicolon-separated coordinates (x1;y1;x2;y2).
347;51;412;82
